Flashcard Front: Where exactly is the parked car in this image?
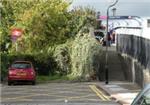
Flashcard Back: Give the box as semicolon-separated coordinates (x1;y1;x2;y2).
7;61;36;85
131;84;150;105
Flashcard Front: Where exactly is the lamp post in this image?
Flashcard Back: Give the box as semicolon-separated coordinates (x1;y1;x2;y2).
112;8;117;16
105;0;119;84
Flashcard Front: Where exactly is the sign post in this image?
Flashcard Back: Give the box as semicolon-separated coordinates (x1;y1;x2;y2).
11;28;23;52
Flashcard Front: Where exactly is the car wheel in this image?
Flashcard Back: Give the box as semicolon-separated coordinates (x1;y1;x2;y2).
32;81;36;85
8;81;13;86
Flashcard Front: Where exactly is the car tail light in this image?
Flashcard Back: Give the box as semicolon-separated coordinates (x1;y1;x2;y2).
9;71;13;75
31;72;34;75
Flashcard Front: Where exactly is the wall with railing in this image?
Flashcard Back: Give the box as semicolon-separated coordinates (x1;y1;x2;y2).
112;16;150;86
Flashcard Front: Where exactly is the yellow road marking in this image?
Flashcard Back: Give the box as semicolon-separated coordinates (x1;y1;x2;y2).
89;85;110;101
92;85;111;101
89;85;106;101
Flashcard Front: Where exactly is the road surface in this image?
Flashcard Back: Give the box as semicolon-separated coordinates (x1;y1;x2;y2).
1;82;120;105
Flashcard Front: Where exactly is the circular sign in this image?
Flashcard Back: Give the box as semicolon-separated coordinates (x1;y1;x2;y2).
11;28;23;37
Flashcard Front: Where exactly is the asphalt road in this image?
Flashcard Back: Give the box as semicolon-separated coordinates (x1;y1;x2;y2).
1;82;120;105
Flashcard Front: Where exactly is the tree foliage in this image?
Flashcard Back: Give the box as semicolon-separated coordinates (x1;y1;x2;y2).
1;0;103;81
1;0;71;53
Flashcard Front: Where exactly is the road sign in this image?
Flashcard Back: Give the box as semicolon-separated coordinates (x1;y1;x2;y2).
11;28;23;37
11;28;23;41
99;16;107;20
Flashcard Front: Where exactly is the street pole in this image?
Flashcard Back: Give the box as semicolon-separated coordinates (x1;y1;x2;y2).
112;8;116;16
105;0;119;84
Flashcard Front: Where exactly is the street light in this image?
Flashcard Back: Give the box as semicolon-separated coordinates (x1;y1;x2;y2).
105;0;119;84
112;8;117;16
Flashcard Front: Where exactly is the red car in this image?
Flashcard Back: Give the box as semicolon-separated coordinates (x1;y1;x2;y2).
8;61;36;85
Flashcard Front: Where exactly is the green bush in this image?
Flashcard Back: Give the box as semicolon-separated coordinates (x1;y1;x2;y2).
0;52;58;81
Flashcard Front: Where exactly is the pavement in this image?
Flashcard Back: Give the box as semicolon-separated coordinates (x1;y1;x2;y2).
97;81;141;105
97;45;142;105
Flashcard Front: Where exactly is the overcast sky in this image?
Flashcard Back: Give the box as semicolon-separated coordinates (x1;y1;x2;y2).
69;0;150;17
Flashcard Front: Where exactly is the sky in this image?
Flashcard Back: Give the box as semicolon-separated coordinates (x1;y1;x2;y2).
69;0;150;17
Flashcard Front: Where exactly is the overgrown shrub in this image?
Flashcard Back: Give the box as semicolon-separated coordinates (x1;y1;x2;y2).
54;44;71;75
70;26;103;81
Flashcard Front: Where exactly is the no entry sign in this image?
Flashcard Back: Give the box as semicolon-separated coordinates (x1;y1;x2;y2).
11;28;23;41
11;28;23;37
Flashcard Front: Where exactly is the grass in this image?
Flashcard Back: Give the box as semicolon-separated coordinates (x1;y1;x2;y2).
36;74;70;83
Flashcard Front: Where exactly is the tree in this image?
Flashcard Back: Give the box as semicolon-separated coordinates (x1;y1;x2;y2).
1;0;71;53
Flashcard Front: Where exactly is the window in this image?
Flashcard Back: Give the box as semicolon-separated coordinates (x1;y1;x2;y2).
11;62;31;69
147;19;150;27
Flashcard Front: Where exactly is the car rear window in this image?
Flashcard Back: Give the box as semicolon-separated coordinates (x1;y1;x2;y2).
11;62;32;69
